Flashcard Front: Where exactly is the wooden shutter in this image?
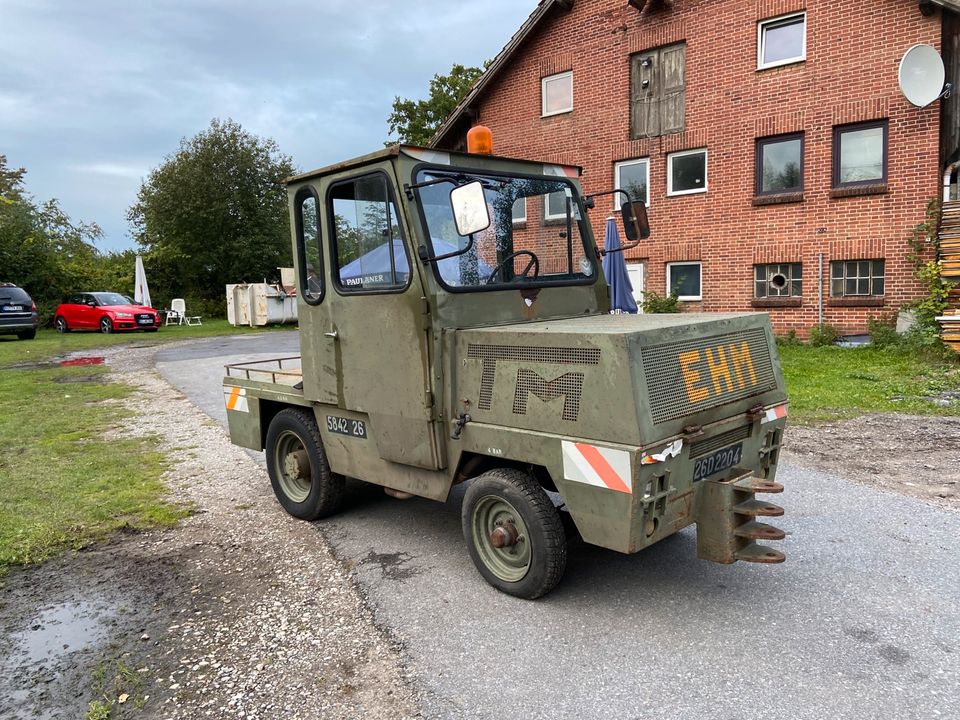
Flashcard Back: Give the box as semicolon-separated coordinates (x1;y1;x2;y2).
630;43;685;139
660;44;685;135
630;53;659;138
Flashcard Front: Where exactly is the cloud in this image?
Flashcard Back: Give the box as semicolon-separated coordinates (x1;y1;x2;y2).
1;0;538;251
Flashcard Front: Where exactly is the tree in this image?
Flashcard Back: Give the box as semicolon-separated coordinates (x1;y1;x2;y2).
0;155;106;320
128;119;295;304
386;63;486;146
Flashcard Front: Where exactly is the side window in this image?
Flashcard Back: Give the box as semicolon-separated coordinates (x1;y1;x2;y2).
329;173;409;293
295;188;323;304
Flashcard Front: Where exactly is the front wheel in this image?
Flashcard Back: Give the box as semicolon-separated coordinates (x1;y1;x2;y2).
99;316;113;334
55;316;69;333
462;468;566;599
265;408;345;520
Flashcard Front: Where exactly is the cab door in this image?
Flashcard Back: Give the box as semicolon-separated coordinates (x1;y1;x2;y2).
321;167;440;470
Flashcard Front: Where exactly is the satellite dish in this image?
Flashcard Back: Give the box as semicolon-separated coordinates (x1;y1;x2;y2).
899;44;947;107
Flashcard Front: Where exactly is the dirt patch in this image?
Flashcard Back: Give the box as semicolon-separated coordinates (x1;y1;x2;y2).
0;345;418;719
783;413;960;510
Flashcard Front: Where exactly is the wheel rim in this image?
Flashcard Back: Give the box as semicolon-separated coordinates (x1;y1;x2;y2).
56;318;65;333
100;318;111;333
471;495;531;582
272;430;312;502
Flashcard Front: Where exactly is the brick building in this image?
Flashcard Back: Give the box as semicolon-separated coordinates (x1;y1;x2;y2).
431;0;960;335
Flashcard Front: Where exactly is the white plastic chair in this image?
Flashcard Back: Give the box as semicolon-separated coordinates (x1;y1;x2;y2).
169;298;202;326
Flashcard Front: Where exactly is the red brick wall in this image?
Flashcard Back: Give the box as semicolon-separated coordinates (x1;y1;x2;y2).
460;0;943;335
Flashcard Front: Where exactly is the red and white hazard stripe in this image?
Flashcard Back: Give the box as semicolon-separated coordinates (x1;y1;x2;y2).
561;441;632;494
761;403;788;424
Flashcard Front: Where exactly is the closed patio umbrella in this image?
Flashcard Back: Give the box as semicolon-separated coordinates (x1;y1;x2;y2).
601;217;638;313
134;255;152;308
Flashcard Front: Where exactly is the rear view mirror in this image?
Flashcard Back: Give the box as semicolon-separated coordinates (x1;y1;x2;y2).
621;200;650;242
449;181;491;236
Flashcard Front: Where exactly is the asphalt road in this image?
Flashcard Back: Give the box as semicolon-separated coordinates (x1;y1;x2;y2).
156;334;960;720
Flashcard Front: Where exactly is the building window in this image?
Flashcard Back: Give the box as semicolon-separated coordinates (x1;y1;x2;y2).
666;261;702;300
755;263;802;298
758;12;806;70
667;149;707;196
833;121;888;187
614;158;649;211
830;259;885;297
756;134;803;195
544;190;570;221
542;71;573;117
630;43;685;138
512;198;526;224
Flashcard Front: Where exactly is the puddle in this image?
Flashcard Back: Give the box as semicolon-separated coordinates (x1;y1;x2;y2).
8;601;116;666
59;357;104;367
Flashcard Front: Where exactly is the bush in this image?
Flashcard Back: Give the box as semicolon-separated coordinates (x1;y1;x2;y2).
776;329;802;347
867;315;901;348
641;290;680;313
809;323;842;347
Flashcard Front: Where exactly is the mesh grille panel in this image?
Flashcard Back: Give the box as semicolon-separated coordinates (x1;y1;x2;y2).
641;328;775;424
689;424;751;458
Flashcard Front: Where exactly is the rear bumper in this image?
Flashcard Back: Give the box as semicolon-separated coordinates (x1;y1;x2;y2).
557;404;789;561
0;314;39;333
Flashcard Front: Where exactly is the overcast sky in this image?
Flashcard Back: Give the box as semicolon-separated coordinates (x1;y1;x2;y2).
0;0;538;251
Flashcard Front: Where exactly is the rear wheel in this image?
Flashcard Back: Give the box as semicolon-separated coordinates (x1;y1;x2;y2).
99;316;113;334
16;329;36;340
265;408;345;520
462;468;567;599
55;316;69;333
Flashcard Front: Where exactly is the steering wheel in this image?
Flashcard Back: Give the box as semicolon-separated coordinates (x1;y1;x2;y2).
485;250;540;284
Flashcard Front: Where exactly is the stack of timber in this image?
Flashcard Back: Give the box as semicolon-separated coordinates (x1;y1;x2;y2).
938;199;960;353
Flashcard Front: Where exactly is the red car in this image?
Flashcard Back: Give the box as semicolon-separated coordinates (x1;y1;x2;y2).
54;292;160;334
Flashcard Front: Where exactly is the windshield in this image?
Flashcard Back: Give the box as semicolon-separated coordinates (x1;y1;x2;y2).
93;292;134;306
414;168;595;291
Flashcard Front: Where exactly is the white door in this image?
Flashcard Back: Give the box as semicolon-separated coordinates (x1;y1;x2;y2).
627;262;645;312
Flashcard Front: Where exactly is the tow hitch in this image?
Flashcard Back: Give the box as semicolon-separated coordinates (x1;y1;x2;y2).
695;470;786;564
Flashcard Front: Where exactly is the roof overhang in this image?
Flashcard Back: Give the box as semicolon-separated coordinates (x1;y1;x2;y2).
429;0;575;148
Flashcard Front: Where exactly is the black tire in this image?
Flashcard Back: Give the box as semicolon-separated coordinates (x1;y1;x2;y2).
17;329;36;340
462;468;567;599
265;408;345;521
143;328;159;333
99;316;113;334
55;316;69;333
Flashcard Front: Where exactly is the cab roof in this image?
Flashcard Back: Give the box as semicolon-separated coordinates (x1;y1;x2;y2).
284;145;581;185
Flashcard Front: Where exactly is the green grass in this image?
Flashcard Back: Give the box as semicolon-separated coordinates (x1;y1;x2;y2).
0;320;294;576
779;344;960;424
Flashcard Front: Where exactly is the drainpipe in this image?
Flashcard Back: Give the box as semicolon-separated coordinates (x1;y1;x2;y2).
817;253;824;326
943;160;960;202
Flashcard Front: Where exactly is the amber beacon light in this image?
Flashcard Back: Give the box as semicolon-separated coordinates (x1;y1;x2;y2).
467;125;494;155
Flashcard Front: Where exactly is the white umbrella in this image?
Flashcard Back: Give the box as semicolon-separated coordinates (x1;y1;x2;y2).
134;255;152;308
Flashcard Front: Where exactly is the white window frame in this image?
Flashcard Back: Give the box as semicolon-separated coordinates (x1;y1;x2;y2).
614;158;650;212
512;198;527;224
541;71;573;117
544;190;570;221
666;261;702;301
666;148;708;197
757;12;807;71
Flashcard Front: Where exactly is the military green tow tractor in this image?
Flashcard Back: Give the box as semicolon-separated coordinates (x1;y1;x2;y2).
223;136;789;599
